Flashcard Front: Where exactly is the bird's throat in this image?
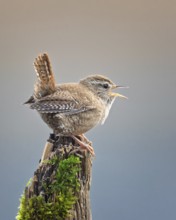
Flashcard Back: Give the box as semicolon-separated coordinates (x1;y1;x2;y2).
101;98;115;124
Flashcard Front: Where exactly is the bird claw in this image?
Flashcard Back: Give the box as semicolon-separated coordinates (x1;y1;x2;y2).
71;135;95;157
79;134;92;145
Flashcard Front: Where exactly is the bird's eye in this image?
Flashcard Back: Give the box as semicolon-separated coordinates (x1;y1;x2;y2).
103;83;109;89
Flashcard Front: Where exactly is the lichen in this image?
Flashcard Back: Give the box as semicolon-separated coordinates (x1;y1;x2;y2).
16;155;81;220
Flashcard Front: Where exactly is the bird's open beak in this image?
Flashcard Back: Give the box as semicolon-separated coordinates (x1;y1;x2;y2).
111;92;128;99
110;85;128;99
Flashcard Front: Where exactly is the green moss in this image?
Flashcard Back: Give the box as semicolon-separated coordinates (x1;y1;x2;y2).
16;155;81;220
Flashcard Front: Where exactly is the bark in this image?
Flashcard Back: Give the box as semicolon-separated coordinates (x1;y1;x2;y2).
17;134;93;220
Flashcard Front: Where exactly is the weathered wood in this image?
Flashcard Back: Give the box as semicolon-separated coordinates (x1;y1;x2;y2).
17;134;93;220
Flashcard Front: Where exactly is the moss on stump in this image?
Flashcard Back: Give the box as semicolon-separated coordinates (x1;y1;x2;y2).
16;135;93;220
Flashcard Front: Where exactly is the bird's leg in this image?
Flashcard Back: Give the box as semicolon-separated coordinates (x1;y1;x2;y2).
71;135;95;156
78;134;92;145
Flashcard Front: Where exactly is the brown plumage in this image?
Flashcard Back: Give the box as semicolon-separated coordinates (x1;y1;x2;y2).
25;53;127;155
34;53;56;98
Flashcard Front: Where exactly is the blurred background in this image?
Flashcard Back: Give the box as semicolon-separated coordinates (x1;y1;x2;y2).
0;0;176;219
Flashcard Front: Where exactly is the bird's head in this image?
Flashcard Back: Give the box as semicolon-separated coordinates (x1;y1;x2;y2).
80;74;128;103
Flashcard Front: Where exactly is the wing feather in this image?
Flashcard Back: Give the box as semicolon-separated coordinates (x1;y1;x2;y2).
30;91;95;115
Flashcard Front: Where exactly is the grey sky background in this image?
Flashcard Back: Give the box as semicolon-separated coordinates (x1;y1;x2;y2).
0;0;176;219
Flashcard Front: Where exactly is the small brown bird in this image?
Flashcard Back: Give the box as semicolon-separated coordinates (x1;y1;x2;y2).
25;53;127;155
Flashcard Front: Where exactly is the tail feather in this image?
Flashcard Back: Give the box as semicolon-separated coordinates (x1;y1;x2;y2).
34;53;56;98
24;96;35;104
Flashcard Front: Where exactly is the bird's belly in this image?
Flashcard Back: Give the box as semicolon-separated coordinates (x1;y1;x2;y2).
40;110;102;135
63;111;101;135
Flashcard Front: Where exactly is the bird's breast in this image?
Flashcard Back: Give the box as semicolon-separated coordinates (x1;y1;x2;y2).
100;99;115;124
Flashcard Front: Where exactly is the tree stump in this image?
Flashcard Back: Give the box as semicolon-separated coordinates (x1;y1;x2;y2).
16;134;93;220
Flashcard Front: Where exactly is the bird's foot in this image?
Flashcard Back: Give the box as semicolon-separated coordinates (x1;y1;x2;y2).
71;135;95;157
78;134;92;145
